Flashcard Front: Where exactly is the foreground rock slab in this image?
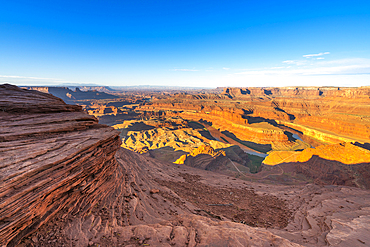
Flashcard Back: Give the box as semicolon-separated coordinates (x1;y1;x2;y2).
0;85;121;246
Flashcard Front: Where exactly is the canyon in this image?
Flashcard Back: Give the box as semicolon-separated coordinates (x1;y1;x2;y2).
1;84;370;246
19;85;370;187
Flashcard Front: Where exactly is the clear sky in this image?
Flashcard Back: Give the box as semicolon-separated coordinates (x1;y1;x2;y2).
1;0;370;88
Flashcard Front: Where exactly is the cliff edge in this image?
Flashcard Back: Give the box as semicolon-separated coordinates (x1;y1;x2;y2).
0;84;121;246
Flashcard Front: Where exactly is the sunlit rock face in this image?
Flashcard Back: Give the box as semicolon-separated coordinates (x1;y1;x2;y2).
141;86;370;145
0;84;121;246
264;142;370;165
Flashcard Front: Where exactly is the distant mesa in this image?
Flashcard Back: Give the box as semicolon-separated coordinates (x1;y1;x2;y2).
21;86;118;102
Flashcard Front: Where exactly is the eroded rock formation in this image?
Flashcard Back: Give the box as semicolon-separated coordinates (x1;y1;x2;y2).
140;86;370;146
0;84;121;246
174;145;230;171
20;86;118;103
264;142;370;165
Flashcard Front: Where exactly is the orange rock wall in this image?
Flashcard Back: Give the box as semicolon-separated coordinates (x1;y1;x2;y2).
141;86;370;144
179;111;289;144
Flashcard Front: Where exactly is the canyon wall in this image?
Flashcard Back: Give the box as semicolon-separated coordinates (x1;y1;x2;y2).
20;86;118;102
140;105;292;146
140;86;370;146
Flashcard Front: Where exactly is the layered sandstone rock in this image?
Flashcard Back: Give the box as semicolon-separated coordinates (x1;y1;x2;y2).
262;142;370;189
122;127;209;152
174;145;226;167
140;86;370;147
179;111;291;145
0;84;121;246
263;142;370;166
297;142;370;163
183;144;226;158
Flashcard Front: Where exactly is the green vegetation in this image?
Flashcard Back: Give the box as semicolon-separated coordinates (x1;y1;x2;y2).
224;134;271;153
220;137;229;143
188;121;216;140
247;154;264;173
188;121;205;129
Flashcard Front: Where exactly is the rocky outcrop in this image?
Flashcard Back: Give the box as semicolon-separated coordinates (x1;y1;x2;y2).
297;142;370;164
0;84;121;246
121;127;209;153
264;142;370;165
0;85;81;114
281;156;370;189
177;145;226;160
174;145;227;169
262;142;370;189
87;105;119;115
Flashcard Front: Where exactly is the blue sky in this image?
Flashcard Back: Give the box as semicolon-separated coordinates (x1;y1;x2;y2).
1;0;370;87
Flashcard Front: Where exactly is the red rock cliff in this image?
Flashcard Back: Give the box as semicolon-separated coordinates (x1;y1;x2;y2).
0;85;121;246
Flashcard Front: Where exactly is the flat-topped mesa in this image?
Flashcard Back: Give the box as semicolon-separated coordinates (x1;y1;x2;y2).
0;84;121;246
20;86;118;102
222;86;370;98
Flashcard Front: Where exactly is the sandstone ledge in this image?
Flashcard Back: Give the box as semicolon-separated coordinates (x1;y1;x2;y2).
0;84;121;246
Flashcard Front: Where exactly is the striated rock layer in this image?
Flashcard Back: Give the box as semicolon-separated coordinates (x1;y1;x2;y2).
263;142;370;165
140;86;370;147
0;85;121;246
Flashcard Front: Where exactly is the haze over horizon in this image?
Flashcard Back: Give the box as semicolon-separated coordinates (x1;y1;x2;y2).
1;0;369;88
